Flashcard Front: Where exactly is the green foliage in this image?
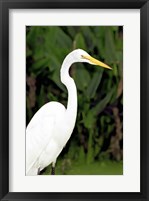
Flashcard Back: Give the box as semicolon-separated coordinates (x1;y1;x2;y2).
26;26;123;174
42;160;123;175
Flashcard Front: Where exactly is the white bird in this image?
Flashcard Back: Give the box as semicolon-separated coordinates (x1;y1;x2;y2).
26;49;111;175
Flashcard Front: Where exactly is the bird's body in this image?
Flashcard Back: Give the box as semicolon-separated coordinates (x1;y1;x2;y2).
26;102;66;175
26;49;111;175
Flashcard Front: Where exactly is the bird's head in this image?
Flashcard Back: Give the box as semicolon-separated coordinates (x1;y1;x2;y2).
72;49;112;70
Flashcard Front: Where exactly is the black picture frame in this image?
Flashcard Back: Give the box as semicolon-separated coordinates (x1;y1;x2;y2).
0;0;149;200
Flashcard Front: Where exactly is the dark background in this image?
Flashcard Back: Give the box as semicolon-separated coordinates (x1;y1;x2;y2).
26;26;123;175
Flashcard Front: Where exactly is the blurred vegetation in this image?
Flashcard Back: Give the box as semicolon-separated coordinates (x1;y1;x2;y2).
26;26;123;175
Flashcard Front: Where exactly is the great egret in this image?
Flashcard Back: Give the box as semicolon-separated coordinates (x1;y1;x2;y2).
26;49;111;175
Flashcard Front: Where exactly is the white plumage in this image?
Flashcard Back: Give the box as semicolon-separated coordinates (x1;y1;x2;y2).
26;49;111;175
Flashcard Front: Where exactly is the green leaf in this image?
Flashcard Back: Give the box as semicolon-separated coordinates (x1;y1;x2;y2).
109;85;117;104
86;129;94;164
74;64;91;91
26;46;32;57
67;26;78;38
113;63;118;77
86;69;103;98
92;88;114;116
31;57;50;71
38;85;45;108
48;54;61;72
80;27;97;50
78;146;86;164
104;27;117;63
83;112;95;129
94;26;106;58
51;68;66;92
54;27;72;49
75;33;87;50
47;92;57;102
112;26;118;32
94;136;104;156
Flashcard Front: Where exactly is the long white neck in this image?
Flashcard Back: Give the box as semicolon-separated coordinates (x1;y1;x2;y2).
60;53;77;125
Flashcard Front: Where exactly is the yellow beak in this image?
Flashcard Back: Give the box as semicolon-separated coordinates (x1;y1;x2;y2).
82;55;112;70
